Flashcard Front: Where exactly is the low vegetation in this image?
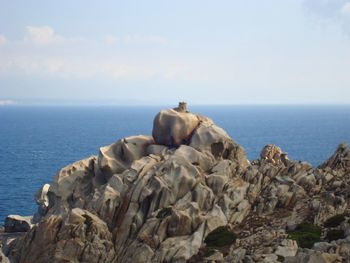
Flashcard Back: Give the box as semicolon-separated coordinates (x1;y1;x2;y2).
326;229;345;242
288;223;321;249
204;226;237;248
324;214;346;228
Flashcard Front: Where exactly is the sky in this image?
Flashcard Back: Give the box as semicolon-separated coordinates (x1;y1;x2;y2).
0;0;350;105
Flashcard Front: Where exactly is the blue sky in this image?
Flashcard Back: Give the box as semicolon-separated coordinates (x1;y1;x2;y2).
0;0;350;105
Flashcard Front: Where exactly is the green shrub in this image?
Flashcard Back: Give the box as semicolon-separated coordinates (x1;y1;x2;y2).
326;229;345;241
324;214;346;228
296;223;322;235
288;223;321;249
204;226;236;248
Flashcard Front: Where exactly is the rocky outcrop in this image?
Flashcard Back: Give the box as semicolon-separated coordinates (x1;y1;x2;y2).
98;135;154;178
10;208;115;263
260;144;289;166
1;104;349;263
152;108;200;147
4;216;33;233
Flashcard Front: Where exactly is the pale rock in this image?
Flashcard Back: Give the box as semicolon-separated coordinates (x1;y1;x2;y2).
319;143;350;175
153;223;205;263
212;159;234;176
338;242;350;259
34;183;50;219
0;250;10;263
206;174;228;194
4;215;33;233
261;253;278;262
119;242;155;263
98;135;154;177
225;247;246;263
204;205;228;236
9;209;114;263
174;144;215;172
228;199;251;224
152;107;200;147
146;144;169;156
260;144;289;165
48;156;96;213
275;239;298;257
205;250;224;262
189;121;248;172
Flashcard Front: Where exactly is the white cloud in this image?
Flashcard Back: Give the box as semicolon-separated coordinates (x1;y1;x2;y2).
341;2;350;14
24;26;83;45
3;26;168;47
0;35;7;45
123;34;168;45
0;100;17;106
104;35;118;45
0;55;194;80
104;34;168;45
0;26;175;80
25;26;63;45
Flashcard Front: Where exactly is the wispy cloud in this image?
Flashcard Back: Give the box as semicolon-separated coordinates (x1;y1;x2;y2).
0;26;184;80
0;35;7;45
24;25;84;45
104;34;168;46
0;55;195;80
303;0;350;35
0;26;168;47
341;2;350;14
104;35;118;45
123;34;168;45
0;100;17;106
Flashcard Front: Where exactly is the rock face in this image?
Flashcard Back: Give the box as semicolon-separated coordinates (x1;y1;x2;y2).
4;216;33;233
1;104;350;263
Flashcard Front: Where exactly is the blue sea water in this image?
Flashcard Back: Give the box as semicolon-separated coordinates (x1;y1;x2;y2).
0;105;349;224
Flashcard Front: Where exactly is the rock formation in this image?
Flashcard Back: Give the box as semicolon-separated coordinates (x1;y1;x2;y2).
1;103;349;263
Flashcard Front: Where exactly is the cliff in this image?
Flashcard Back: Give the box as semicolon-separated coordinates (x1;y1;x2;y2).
1;103;350;263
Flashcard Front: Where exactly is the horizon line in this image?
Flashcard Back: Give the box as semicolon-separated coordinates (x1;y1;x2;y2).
1;102;350;107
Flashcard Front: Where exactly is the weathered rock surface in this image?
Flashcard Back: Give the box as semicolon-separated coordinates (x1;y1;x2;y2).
1;104;349;263
4;216;33;233
152;107;200;147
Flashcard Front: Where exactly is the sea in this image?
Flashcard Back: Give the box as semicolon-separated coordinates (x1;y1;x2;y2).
0;105;349;224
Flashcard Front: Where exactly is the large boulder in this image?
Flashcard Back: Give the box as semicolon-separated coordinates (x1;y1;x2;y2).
152;103;200;147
